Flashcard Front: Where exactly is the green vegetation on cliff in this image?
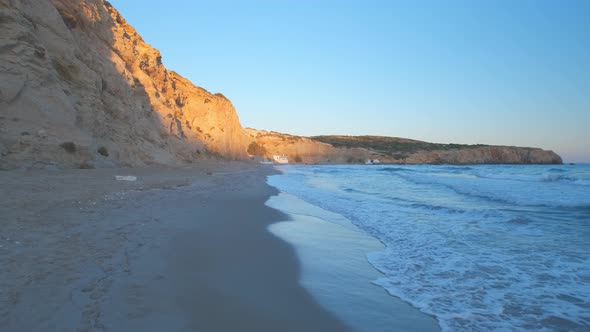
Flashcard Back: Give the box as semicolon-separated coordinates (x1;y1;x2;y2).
311;135;487;155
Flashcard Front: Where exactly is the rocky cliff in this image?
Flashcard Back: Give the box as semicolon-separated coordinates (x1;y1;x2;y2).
399;146;563;164
0;0;563;169
0;0;247;169
246;131;563;165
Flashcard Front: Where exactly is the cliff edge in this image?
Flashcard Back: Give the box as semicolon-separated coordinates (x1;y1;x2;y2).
0;0;247;169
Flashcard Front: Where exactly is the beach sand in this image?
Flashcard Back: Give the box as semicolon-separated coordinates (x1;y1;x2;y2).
0;162;436;331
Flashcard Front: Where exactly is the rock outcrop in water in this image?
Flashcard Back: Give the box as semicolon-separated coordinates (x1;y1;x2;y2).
0;0;247;169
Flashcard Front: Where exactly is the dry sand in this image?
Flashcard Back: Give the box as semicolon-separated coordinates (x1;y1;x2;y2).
0;162;353;331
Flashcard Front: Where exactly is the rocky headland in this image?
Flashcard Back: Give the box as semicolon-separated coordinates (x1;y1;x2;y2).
0;0;562;168
245;130;562;165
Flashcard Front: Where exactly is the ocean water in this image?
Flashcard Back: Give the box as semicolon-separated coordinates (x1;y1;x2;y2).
267;164;590;331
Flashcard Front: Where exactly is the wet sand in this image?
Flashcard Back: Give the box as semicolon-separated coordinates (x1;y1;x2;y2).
267;192;440;332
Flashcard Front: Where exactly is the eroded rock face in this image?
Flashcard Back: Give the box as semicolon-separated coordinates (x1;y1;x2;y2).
0;0;247;169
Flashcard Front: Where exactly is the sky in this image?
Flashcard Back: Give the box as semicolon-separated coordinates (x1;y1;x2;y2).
109;0;590;162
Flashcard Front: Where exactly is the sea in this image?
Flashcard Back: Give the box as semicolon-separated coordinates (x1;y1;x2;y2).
267;164;590;331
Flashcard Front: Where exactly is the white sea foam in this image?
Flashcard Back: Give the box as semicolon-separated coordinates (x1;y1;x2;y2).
268;164;590;331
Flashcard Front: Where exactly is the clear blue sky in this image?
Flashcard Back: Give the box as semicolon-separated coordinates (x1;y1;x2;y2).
110;0;589;162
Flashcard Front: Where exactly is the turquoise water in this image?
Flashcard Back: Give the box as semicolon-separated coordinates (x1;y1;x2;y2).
268;164;590;331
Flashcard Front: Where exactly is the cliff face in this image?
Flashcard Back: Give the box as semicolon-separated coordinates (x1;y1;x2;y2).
247;131;563;165
0;0;563;168
401;146;563;165
0;0;247;169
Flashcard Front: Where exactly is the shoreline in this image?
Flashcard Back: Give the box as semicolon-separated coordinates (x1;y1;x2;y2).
265;188;440;332
265;163;590;331
0;162;353;331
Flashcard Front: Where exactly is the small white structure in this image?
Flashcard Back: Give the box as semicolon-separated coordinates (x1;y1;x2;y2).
365;159;381;165
115;175;137;181
273;155;289;164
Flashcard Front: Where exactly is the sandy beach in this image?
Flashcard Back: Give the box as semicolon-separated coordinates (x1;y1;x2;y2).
0;162;354;331
1;1;584;331
0;161;444;331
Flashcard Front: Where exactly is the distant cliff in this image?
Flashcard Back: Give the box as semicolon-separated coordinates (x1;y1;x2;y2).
0;0;247;169
245;131;563;165
0;1;562;169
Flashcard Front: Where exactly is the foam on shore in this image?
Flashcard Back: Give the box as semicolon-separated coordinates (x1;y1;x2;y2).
267;164;590;331
266;191;440;332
